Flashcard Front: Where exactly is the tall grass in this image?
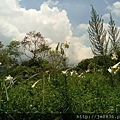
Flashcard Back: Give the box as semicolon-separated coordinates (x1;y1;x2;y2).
1;70;120;119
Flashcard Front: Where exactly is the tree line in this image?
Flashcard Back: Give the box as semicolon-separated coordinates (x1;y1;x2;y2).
0;6;120;74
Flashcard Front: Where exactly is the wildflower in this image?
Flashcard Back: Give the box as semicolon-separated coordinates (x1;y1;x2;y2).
62;70;67;75
108;62;120;74
5;75;14;84
114;67;120;74
5;75;13;81
108;68;112;73
112;62;120;69
64;41;70;48
0;62;2;65
74;71;78;75
78;73;84;78
70;71;74;76
31;80;40;88
71;70;78;75
62;69;70;76
111;52;118;60
86;68;91;73
45;70;49;74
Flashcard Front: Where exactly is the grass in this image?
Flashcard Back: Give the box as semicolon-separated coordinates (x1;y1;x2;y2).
0;69;120;119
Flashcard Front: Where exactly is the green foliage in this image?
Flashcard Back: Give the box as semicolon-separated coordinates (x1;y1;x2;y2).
0;41;4;48
1;70;120;118
47;42;69;69
76;58;93;72
76;56;112;72
0;48;17;75
1;16;120;119
7;40;23;62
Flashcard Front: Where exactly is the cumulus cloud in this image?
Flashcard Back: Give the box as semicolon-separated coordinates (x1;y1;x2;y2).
0;0;93;64
66;36;93;64
107;1;120;16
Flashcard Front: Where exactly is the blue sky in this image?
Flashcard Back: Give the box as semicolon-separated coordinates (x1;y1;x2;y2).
0;0;120;64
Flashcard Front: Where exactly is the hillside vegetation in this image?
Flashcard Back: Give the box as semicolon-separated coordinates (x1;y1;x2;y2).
0;6;120;120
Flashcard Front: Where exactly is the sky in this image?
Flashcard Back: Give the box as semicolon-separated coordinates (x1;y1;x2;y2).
0;0;120;65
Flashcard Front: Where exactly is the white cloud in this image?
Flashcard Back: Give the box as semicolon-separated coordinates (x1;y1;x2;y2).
0;19;25;40
44;0;59;6
78;23;88;30
76;23;89;36
103;13;110;21
0;0;93;64
107;1;120;16
66;36;93;64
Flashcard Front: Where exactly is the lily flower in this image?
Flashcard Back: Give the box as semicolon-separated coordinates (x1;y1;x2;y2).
71;70;78;76
86;68;91;73
108;68;112;73
31;80;40;88
70;71;74;76
5;75;13;81
112;62;120;69
111;52;118;60
62;70;67;75
62;69;70;76
108;62;120;74
45;70;49;74
74;71;78;75
5;75;14;84
114;67;120;74
78;73;84;78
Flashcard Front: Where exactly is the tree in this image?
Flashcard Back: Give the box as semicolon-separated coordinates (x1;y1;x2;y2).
47;42;69;69
108;13;120;53
88;5;109;56
21;31;50;62
7;40;23;63
0;41;4;49
0;48;14;74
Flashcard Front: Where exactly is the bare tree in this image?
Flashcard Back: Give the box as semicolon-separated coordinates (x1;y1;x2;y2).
21;31;50;61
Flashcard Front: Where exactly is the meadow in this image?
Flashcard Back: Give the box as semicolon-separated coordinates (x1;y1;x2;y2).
1;58;120;120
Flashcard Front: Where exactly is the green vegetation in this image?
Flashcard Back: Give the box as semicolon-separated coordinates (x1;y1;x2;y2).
0;6;120;120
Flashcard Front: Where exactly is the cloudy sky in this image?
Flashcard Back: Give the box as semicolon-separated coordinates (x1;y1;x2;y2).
0;0;120;65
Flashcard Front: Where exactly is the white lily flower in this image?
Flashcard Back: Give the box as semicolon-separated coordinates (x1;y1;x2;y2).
111;53;118;60
112;62;120;69
78;73;84;78
86;68;91;73
108;62;120;74
5;75;14;85
74;71;78;75
62;70;67;75
31;80;40;88
45;70;49;74
5;75;13;81
108;68;112;73
70;71;74;76
114;67;120;74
